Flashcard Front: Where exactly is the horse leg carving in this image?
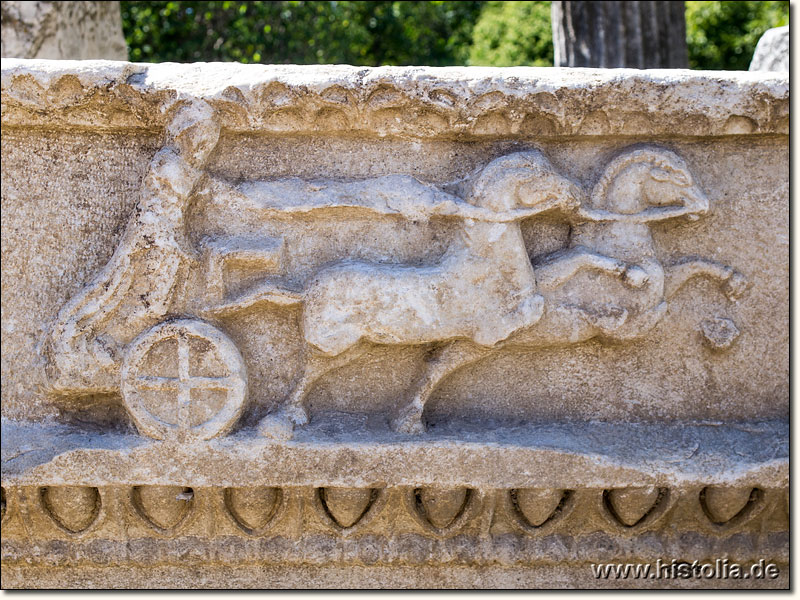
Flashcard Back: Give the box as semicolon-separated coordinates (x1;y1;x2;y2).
539;302;630;344
535;246;646;291
474;294;544;347
260;342;370;439
602;301;668;342
291;343;370;422
392;340;488;435
664;258;749;301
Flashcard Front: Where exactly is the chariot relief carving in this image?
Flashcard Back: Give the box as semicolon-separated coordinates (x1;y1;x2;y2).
44;100;749;441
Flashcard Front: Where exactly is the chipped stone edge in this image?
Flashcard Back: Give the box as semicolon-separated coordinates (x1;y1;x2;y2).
1;421;788;489
0;59;789;138
2;447;786;489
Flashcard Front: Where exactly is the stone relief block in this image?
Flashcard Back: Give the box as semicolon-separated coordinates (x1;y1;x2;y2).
0;60;788;589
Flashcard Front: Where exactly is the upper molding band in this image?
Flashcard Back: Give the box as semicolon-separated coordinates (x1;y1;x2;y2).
1;59;789;138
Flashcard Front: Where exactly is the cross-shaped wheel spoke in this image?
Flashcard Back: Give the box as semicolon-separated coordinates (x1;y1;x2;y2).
134;333;238;429
135;375;239;392
123;320;247;441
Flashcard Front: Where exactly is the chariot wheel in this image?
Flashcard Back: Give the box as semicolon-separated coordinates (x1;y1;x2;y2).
121;319;247;441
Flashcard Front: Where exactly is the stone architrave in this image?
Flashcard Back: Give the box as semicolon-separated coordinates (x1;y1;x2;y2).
552;1;688;68
749;25;789;72
0;1;127;60
0;60;789;589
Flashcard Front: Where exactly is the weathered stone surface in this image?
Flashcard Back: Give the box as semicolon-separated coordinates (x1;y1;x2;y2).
749;26;789;72
39;485;101;533
0;1;127;60
511;488;567;527
0;60;789;136
224;486;281;532
604;487;663;527
0;419;788;488
0;60;788;589
700;486;759;525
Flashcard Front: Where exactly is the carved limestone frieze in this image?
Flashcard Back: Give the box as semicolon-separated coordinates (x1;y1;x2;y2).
0;483;788;545
44;100;748;441
1;61;788;589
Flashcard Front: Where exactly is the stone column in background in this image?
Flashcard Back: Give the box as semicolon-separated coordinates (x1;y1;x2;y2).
0;1;127;60
749;25;789;72
552;1;688;68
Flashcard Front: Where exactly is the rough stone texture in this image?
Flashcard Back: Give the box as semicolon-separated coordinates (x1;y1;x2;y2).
749;26;789;72
0;60;789;589
552;1;688;68
0;1;127;60
0;60;789;137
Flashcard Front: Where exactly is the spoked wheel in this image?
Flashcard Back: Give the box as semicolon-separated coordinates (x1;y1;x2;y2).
121;319;247;441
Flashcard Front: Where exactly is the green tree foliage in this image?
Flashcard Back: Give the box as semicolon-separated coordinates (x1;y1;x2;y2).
686;1;789;70
120;1;483;65
121;1;790;70
467;1;552;66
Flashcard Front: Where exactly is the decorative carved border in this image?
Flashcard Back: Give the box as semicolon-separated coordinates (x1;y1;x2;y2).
1;486;16;527
695;486;770;535
222;487;288;536
502;488;577;535
402;487;484;538
1;61;788;138
128;485;206;537
311;487;389;536
1;483;788;539
598;487;677;534
1;484;788;573
36;486;107;538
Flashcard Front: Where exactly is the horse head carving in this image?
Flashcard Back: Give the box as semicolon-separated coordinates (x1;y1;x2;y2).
466;150;582;215
579;147;709;224
399;146;749;434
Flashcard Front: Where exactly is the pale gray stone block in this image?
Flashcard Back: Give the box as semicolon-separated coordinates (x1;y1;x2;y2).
1;1;127;60
749;25;789;72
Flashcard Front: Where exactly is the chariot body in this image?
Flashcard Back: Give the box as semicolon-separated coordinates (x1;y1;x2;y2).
45;156;575;442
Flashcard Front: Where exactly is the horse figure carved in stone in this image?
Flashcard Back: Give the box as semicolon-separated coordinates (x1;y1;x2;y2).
394;146;749;434
254;151;582;438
